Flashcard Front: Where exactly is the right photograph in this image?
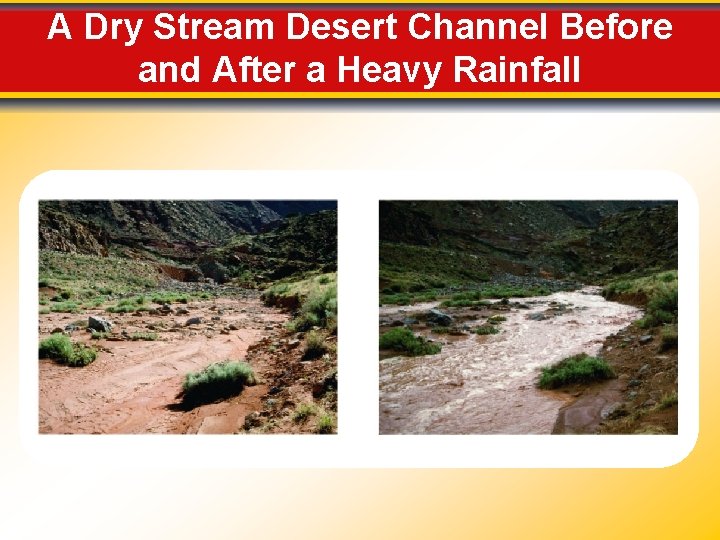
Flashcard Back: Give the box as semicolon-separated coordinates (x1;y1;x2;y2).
379;201;678;435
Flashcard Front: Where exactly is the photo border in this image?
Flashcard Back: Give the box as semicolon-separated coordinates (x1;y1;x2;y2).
19;170;698;468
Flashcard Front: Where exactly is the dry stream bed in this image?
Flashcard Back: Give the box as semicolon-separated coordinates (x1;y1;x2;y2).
39;295;290;434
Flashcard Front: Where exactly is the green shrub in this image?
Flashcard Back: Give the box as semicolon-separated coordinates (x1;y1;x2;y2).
39;334;74;361
289;286;337;332
106;296;153;313
472;325;499;335
129;332;159;341
538;353;615;389
316;414;335;434
303;287;337;327
67;344;98;367
488;315;507;323
303;330;327;360
636;283;677;328
150;292;189;304
292;403;318;423
50;301;80;313
380;292;413;306
379;327;441;356
657;392;678;409
39;334;97;366
182;361;256;406
659;326;678;351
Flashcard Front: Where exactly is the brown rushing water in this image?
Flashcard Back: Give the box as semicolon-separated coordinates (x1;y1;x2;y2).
379;287;642;434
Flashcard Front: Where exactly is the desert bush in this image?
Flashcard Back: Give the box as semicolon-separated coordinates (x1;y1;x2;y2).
538;353;615;389
150;292;189;304
289;285;337;332
657;392;678;410
472;325;499;335
316;414;335;434
303;330;327;360
182;361;256;407
659;325;678;351
129;332;159;341
645;284;678;324
50;301;80;313
39;334;97;366
68;344;98;366
292;402;318;423
39;334;74;361
264;274;337;332
379;327;441;356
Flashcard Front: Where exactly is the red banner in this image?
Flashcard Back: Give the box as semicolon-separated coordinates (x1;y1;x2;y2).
1;6;717;95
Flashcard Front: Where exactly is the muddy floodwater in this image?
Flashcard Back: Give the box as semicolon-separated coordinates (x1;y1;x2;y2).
379;287;642;434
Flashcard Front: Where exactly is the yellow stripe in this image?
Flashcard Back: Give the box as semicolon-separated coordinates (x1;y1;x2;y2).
3;92;719;99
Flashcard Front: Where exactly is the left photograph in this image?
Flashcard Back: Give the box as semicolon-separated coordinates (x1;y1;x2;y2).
38;200;337;435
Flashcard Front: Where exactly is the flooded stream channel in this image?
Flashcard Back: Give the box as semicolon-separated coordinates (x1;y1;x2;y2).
379;287;642;434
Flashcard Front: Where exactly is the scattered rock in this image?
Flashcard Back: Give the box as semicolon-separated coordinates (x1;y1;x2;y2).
243;412;262;430
639;335;653;344
88;316;112;333
637;363;650;377
600;401;627;420
601;402;628;420
51;327;64;334
526;312;547;321
426;309;453;326
175;307;190;315
185;317;203;326
643;399;657;408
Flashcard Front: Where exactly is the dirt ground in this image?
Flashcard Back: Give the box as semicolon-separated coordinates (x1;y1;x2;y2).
38;295;299;434
552;323;678;435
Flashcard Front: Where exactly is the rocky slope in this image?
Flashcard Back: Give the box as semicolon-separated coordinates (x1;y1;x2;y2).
39;201;337;285
380;201;677;290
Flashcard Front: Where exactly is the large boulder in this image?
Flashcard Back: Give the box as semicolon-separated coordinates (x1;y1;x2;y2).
426;309;453;326
88;316;113;333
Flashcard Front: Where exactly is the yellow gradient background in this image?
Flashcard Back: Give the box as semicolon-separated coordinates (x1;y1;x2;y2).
1;107;718;538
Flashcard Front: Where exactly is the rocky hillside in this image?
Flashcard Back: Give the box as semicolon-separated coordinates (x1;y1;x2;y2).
39;200;337;286
39;200;283;250
207;210;338;282
380;201;677;291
